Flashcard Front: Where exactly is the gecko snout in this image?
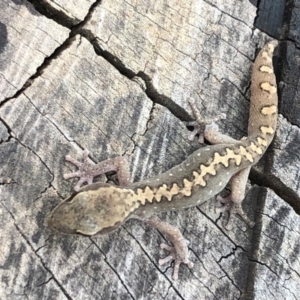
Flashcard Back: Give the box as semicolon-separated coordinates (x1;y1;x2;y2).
47;189;128;236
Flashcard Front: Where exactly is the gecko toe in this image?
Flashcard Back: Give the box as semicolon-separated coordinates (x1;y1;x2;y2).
216;195;255;229
159;242;193;280
158;255;173;265
63;149;99;190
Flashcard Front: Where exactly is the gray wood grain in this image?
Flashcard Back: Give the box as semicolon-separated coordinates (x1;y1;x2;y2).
0;0;299;299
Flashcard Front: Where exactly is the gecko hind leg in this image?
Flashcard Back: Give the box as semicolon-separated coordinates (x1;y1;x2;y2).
216;167;255;230
187;99;254;229
186;98;226;143
64;149;130;191
143;216;194;280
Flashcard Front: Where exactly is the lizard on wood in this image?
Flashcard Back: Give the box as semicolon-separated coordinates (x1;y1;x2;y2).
48;40;278;280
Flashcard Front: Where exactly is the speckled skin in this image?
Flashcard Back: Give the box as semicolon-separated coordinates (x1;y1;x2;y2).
49;41;278;280
132;142;257;217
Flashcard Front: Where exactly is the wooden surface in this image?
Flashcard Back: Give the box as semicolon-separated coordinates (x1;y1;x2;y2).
0;0;299;299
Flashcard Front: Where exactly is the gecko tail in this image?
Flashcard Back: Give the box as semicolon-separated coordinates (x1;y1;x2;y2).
247;40;278;153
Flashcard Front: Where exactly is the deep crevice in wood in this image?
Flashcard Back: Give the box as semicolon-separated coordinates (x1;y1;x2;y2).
29;0;195;124
241;186;266;300
136;71;193;122
88;37;194;122
28;0;81;27
0;118;13;143
250;169;300;215
0;36;75;108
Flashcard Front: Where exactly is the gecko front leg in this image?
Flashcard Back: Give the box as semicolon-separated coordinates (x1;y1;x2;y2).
142;216;194;280
215;167;255;230
64;149;130;190
186;98;227;143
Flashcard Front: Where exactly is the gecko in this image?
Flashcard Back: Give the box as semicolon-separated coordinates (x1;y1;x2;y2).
48;40;278;280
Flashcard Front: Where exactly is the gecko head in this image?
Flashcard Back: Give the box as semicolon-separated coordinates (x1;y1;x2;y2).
48;183;135;236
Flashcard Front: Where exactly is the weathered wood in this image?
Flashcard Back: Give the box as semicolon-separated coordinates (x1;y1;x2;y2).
0;0;299;299
280;42;300;126
0;0;69;102
254;0;286;38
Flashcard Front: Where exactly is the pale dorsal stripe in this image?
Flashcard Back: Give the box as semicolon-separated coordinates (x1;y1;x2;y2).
260;65;273;74
239;146;254;162
260;126;275;136
257;137;268;146
262;51;272;63
261;105;277;115
250;142;263;155
260;82;277;94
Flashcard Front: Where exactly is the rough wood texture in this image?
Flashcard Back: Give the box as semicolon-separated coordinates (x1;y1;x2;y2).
0;0;69;102
0;0;299;299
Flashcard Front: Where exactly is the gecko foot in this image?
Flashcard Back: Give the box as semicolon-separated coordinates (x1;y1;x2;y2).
159;242;194;280
144;216;194;280
64;149;97;191
64;149;130;191
186;99;226;143
216;195;255;230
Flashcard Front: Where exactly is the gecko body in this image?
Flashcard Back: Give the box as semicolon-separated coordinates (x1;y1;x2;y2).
49;41;278;279
50;141;260;235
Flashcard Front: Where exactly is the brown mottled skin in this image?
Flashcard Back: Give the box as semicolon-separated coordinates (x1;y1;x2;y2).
49;41;278;280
